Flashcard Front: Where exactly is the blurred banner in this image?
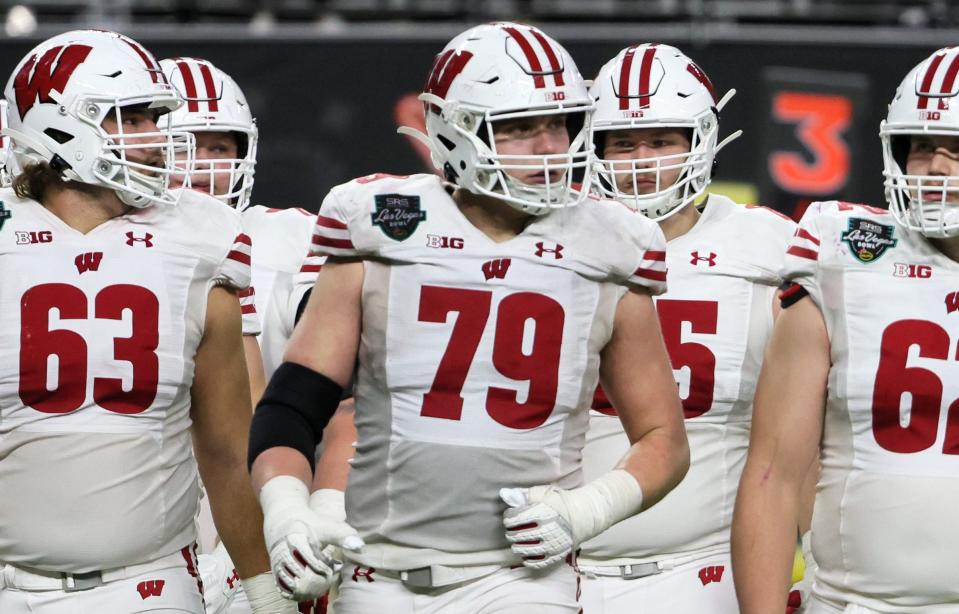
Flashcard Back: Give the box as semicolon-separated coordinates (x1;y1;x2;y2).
0;35;937;218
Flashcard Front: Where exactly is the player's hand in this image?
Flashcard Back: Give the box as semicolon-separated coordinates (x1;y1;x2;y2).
500;486;574;570
259;477;363;601
197;542;240;614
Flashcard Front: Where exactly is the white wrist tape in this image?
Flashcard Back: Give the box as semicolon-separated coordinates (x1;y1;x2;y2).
259;477;310;517
549;469;644;544
242;572;295;612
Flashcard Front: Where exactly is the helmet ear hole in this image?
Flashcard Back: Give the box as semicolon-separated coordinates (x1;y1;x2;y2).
891;135;911;171
43;128;73;144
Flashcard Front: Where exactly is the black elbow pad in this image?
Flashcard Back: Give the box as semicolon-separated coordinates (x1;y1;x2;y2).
248;362;343;472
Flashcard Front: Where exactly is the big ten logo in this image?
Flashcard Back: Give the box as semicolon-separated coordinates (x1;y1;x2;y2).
919;110;942;121
544;91;566;102
426;234;464;249
769;91;852;196
16;230;53;245
893;263;932;279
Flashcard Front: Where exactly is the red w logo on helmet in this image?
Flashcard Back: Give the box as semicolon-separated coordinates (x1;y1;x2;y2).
423;49;474;114
14;45;93;120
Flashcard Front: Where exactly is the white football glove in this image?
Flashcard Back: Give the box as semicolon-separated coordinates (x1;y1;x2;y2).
501;470;644;570
259;476;363;601
197;542;240;614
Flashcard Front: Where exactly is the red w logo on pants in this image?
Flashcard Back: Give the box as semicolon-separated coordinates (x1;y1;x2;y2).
14;45;92;120
698;565;725;586
136;579;165;599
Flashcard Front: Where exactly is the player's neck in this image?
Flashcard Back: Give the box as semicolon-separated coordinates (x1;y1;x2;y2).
930;236;959;262
43;184;133;234
453;189;533;242
658;201;701;242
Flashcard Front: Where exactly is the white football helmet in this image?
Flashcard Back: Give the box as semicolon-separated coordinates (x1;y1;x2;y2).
2;30;191;207
881;46;959;238
399;22;594;215
160;57;258;210
590;44;740;220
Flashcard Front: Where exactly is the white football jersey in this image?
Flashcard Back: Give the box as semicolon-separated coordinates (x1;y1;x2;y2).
581;195;796;564
260;253;323;379
310;173;667;569
0;188;251;573
237;203;316;334
785;201;959;612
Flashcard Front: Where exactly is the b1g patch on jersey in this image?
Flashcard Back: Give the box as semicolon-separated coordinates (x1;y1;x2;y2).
0;201;11;231
841;217;898;263
371;193;426;241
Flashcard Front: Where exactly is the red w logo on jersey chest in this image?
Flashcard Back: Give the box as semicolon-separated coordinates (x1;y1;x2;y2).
698;565;725;586
14;45;92;120
75;252;103;274
946;291;959;314
136;579;165;599
482;258;511;280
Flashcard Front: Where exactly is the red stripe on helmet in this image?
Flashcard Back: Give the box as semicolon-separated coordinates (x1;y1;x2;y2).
123;39;160;84
529;29;564;87
198;62;219;112
176;61;200;113
918;52;946;110
939;52;959;99
637;45;658;109
618;46;638;110
686;62;718;104
504;27;546;88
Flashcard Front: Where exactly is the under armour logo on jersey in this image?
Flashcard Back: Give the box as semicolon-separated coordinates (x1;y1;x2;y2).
75;251;103;274
225;569;240;589
698;565;725;586
136;579;165;599
126;231;154;247
690;251;717;267
352;566;376;583
946;291;959;314
535;241;564;259
482;258;511;280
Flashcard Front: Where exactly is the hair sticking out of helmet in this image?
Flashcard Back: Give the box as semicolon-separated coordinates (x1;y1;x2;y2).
590;44;741;220
2;29;192;208
397;22;595;216
881;46;959;238
159;57;258;210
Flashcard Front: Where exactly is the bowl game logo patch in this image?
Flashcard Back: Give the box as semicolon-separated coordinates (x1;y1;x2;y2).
371;193;426;241
841;217;897;263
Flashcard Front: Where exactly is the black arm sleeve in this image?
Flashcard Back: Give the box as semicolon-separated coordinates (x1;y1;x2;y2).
248;362;343;473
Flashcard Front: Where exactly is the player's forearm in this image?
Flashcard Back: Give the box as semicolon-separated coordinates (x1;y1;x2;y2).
731;460;800;613
243;335;267;406
618;424;690;511
312;401;356;491
196;447;271;579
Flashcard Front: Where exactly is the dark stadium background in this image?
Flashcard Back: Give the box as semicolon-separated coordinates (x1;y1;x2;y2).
2;1;957;217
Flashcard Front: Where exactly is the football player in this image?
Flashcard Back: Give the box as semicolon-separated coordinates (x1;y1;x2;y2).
247;22;690;613
578;44;797;614
159;57;325;613
732;47;959;613
160;56;315;402
0;30;293;614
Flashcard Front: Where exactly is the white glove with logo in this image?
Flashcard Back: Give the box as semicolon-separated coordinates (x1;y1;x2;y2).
197;542;240;614
501;470;644;570
259;476;364;601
